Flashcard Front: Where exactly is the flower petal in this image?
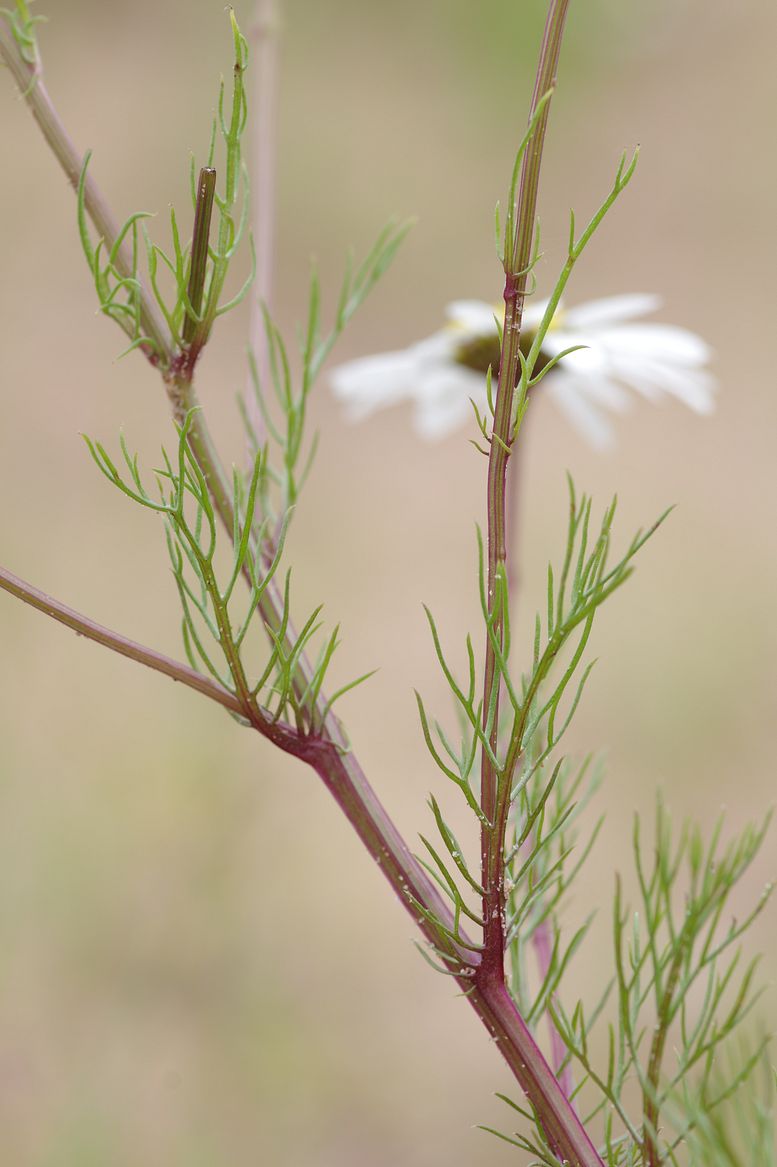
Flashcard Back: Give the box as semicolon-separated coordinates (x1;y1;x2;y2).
330;333;458;418
445;300;500;335
594;323;712;367
413;366;485;439
545;365;633;412
329;289;715;449
546;373;617;450
562;294;663;330
614;360;717;414
329;350;425;418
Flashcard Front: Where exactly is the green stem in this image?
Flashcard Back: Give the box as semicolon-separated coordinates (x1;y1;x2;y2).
2;10;604;1161
183;166;217;348
480;0;570;974
168;373;326;716
476;4;605;1161
308;743;603;1167
189;542;255;711
0;564;232;719
0;561;309;754
0;546;597;1167
0;18;172;366
643;932;688;1166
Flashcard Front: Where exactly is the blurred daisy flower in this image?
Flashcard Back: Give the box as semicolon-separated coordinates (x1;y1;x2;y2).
329;294;714;449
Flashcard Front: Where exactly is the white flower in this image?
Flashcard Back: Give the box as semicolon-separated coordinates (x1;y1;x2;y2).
329;294;715;449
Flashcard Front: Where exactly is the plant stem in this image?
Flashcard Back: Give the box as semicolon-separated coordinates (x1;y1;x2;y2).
477;3;604;1159
0;563;240;717
2;9;604;1161
0;22;318;733
507;447;576;1100
504;431;524;600
183;167;217;348
309;743;469;960
0;19;171;367
308;743;602;1167
471;978;594;1162
643;932;687;1166
480;0;569;973
168;369;336;727
0;561;312;754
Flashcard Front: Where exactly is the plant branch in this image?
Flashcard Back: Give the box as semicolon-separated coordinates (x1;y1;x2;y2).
507;422;576;1102
182;166;217;349
0;15;172;366
309;742;604;1167
1;4;338;742
0;559;324;758
471;3;606;1160
3;10;605;1162
479;0;570;977
643;936;686;1167
0;561;243;717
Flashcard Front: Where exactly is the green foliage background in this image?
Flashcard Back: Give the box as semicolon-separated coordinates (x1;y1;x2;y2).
0;1;774;1163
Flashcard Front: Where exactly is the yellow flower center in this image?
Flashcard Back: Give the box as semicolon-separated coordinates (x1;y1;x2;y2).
453;325;551;383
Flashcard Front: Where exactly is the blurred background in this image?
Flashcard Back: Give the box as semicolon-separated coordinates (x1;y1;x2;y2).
1;0;775;1163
